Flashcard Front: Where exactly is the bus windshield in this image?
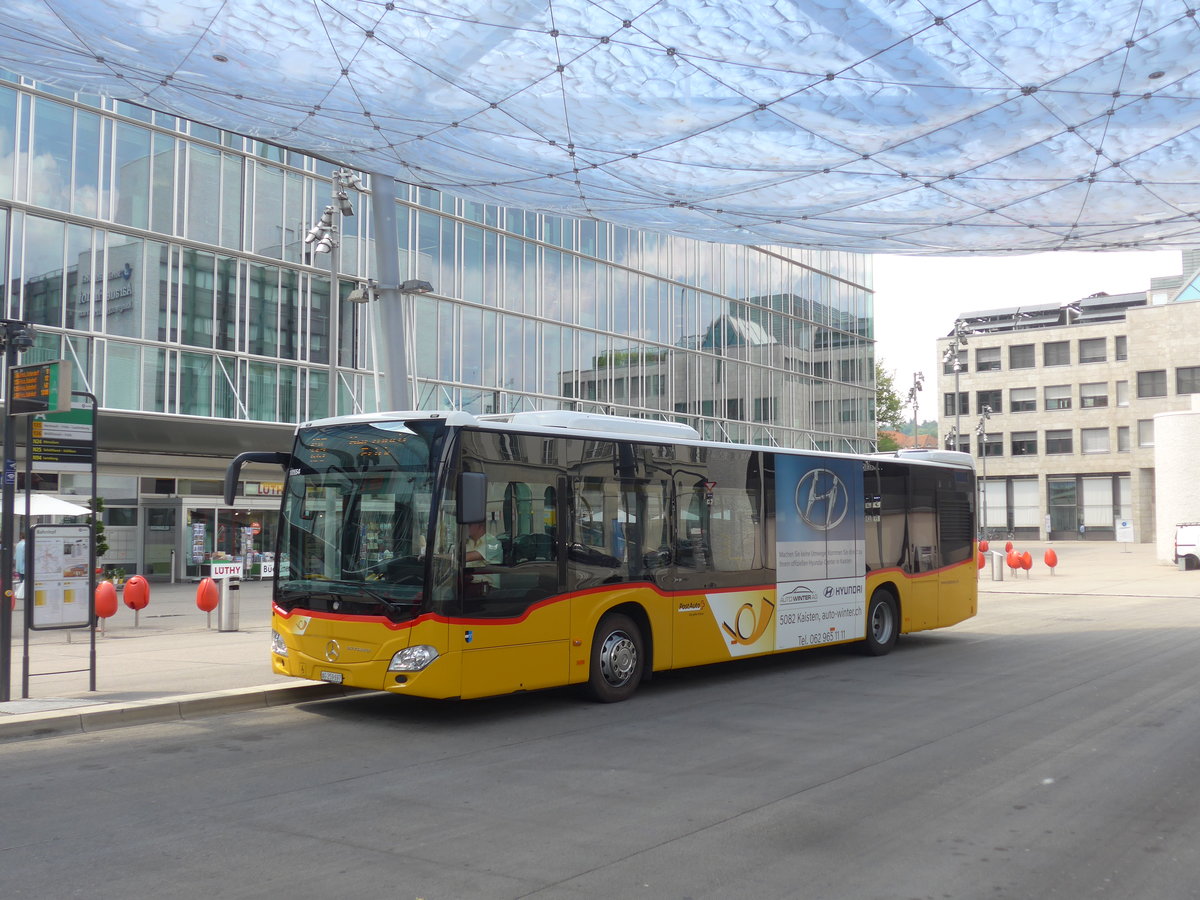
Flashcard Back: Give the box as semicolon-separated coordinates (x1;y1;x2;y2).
276;419;445;622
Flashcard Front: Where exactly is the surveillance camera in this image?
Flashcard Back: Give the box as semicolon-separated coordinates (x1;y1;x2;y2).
314;234;336;254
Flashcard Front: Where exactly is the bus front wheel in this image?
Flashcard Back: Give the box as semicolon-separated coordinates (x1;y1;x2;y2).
861;589;899;656
587;613;644;702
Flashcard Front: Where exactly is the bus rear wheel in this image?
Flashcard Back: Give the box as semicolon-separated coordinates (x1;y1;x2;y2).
587;613;644;702
861;589;899;656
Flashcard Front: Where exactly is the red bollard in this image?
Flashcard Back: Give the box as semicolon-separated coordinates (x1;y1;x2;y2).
979;540;990;553
1044;548;1058;575
95;580;119;633
977;550;986;569
123;574;150;627
1007;550;1021;570
1005;540;1014;553
1021;551;1033;577
196;577;219;628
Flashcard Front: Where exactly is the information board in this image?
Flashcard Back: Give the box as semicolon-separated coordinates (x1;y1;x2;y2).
31;405;95;472
8;360;72;415
28;524;93;630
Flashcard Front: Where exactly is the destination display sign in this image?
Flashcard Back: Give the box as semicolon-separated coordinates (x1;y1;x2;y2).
8;360;72;415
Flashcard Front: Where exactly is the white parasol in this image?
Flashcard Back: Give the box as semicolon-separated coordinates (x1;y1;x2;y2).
15;494;92;517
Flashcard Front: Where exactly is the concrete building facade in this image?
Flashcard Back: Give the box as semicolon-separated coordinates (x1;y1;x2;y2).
937;267;1200;547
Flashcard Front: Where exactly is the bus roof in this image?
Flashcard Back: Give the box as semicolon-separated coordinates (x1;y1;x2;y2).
299;410;975;470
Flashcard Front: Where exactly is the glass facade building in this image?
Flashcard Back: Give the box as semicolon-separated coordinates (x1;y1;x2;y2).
0;71;874;577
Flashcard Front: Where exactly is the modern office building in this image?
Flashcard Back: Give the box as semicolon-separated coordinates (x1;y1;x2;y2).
936;255;1200;544
0;70;875;579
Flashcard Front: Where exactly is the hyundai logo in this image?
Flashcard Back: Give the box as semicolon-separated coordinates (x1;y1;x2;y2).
795;468;849;531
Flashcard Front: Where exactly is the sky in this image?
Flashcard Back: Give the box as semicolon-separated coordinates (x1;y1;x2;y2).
872;250;1185;415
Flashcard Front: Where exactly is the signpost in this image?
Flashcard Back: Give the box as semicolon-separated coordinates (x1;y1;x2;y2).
1116;518;1136;552
1;322;37;701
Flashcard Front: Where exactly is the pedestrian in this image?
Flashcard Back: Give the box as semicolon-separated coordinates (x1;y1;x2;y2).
14;530;26;599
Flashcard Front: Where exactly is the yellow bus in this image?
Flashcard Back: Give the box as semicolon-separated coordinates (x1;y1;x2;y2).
226;410;977;702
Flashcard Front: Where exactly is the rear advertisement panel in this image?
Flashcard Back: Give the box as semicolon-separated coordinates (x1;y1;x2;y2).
773;456;865;649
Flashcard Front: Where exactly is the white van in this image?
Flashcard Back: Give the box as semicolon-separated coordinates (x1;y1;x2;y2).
1175;523;1200;569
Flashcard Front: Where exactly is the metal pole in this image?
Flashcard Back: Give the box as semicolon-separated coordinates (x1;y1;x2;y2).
976;404;992;541
0;324;22;701
954;360;961;452
326;208;340;414
368;173;415;411
980;437;988;540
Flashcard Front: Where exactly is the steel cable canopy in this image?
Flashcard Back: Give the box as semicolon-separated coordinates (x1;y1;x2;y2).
2;0;1199;254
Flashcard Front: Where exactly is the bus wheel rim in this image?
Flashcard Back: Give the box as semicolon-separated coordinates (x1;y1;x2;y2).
872;602;893;642
600;630;637;686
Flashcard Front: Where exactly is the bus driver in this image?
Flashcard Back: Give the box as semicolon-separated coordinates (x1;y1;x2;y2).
465;520;502;589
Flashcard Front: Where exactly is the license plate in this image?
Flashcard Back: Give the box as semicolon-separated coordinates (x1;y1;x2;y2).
319;670;344;684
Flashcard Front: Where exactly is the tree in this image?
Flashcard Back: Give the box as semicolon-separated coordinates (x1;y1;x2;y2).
875;361;905;436
89;496;109;562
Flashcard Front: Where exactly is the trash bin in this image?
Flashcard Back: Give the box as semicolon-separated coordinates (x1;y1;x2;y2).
218;576;241;632
989;550;1005;582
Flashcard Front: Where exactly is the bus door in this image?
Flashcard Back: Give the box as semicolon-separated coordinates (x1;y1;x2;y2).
448;432;569;698
670;450;769;668
905;467;939;630
935;468;976;625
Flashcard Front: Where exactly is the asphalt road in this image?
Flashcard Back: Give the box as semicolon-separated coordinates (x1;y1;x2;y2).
1;587;1197;900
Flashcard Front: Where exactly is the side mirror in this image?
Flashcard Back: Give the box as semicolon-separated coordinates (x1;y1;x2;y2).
224;452;290;505
458;472;488;524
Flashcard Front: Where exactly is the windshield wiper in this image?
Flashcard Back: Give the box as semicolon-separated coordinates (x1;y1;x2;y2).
282;580;418;614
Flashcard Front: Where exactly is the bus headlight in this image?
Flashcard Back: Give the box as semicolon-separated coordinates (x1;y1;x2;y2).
271;630;288;657
388;645;438;672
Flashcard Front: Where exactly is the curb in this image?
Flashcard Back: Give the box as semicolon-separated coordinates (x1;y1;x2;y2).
0;682;356;743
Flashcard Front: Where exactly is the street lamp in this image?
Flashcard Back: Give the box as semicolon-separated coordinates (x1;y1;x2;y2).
907;371;924;447
943;319;969;451
306;168;367;414
976;404;992;540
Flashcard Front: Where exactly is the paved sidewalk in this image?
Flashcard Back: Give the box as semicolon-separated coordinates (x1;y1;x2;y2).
0;578;350;742
2;541;1197;742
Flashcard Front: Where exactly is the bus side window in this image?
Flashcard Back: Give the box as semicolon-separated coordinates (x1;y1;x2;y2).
871;462;908;570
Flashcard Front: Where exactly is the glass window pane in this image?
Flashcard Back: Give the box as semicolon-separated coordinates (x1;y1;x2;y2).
1137;370;1166;398
1082;477;1114;526
0;85;16;200
114;122;151;229
30;97;73;211
186;144;220;244
1044;341;1070;366
1008;344;1034;369
180;352;213;416
1011;480;1040;527
250;162;284;257
150;132;175;234
214;356;240;419
247;264;278;356
1081;427;1109;453
105;341;140;409
1078;338;1105;363
180;249;215;347
22;215;65;326
248;361;277;421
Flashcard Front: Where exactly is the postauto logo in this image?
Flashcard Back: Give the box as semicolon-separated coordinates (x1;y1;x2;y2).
720;595;776;647
795;467;849;531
